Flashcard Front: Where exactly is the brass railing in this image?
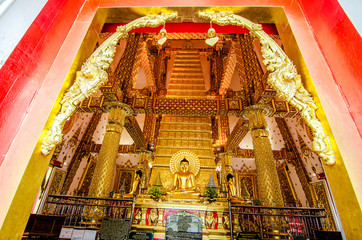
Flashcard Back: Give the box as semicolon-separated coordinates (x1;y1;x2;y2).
42;194;135;229
42;195;336;239
228;199;334;240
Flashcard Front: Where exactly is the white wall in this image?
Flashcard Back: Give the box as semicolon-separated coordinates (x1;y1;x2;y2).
0;0;47;67
338;0;362;35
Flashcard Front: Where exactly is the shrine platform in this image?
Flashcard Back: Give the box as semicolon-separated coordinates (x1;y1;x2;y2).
133;195;230;240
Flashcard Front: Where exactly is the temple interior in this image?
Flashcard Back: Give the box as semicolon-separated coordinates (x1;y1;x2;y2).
23;8;347;239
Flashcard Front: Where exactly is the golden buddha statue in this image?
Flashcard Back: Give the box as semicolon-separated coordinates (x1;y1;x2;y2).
124;170;142;198
167;158;200;197
226;173;242;204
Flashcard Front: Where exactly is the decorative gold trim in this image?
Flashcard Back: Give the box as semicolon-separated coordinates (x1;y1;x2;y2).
157;137;213;142
41;12;177;155
156;145;213;150
277;162;298;203
156;154;213;159
199;11;335;165
162;122;211;126
47;168;66;195
310;180;337;230
160;129;212;133
77;154;97;193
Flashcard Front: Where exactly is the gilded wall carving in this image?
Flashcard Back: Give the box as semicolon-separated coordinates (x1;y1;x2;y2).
277;164;297;205
236;173;257;200
236;34;265;106
61;113;102;193
275;118;314;205
48;168;66;195
143;114;157;145
218;116;230;146
310;181;337;230
77;155;97;195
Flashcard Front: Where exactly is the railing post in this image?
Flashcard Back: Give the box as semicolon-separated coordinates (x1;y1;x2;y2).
127;194;136;240
228;198;234;240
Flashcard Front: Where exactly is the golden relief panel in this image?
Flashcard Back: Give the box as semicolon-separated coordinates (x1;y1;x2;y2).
77;155;97;195
236;173;258;200
310;181;337;230
48;168;66;195
277;164;297;205
114;166;136;194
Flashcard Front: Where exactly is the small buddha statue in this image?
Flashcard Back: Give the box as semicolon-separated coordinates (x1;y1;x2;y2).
124;170;142;198
168;158;200;197
148;208;159;226
226;173;242;204
205;211;216;229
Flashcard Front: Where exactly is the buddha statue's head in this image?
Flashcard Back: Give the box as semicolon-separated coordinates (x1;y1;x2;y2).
180;158;189;172
136;170;143;178
227;173;234;182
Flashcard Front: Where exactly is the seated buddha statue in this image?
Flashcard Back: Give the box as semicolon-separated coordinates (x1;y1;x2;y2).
167;158;200;197
124;170;142;198
226;173;242;204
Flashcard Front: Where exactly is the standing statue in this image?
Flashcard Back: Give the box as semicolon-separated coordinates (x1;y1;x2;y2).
124;170;142;198
226;173;242;204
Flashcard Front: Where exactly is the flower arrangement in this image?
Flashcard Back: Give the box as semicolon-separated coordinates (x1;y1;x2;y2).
204;187;219;201
252;198;261;206
148;186;163;201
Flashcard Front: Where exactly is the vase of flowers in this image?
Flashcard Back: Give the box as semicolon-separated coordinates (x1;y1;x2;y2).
204;187;219;203
148;186;163;201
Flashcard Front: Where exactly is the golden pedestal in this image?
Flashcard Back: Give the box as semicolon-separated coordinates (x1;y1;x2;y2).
131;195;231;240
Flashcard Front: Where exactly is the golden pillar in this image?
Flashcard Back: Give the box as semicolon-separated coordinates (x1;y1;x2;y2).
138;150;151;191
242;106;284;206
219;152;233;193
88;103;133;198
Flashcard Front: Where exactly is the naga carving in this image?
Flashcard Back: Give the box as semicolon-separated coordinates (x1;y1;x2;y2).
41;13;177;155
199;11;335;165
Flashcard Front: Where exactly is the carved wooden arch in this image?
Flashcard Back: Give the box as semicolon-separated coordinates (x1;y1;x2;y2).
199;11;335;165
41;13;177;155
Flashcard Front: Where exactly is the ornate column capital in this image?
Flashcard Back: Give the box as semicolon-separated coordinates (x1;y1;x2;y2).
240;104;273;121
240;105;273;134
104;102;134;134
104;101;134;117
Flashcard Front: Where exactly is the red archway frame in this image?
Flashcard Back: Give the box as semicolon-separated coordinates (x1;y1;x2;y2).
0;1;361;239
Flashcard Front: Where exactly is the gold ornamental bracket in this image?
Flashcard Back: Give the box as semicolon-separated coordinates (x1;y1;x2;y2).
41;12;177;155
170;150;201;176
199;11;335;165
